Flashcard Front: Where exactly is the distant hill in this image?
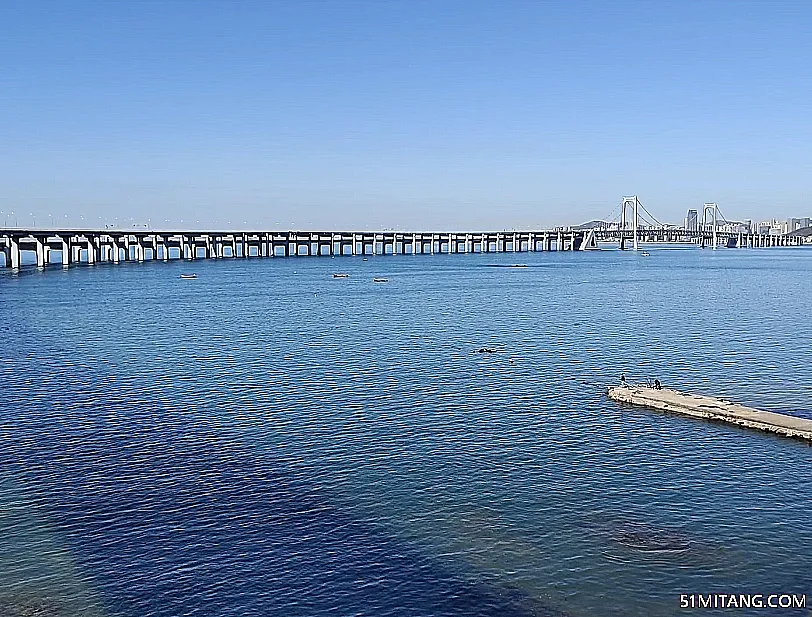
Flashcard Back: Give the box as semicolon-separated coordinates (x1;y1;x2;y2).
572;220;611;230
788;226;812;237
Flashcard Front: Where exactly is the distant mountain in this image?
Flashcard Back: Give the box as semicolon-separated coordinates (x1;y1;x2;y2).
573;220;611;230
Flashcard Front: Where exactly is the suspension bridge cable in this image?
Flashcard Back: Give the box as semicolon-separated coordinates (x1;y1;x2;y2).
637;201;666;227
601;201;623;226
715;204;733;225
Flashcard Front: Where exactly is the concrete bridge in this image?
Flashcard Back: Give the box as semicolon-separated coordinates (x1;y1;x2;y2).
0;225;802;269
0;228;603;268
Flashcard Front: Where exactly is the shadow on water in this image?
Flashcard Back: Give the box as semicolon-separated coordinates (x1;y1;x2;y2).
0;480;106;617
578;509;733;569
2;418;572;617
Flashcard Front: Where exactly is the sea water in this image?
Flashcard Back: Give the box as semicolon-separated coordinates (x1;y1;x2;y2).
1;247;810;616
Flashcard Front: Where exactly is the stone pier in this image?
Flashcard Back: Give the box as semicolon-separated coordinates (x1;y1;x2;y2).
608;386;812;442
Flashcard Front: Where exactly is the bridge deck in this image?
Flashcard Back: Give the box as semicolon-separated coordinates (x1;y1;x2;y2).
607;386;812;442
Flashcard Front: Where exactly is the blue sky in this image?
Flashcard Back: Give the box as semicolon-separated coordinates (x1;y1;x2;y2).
1;0;810;229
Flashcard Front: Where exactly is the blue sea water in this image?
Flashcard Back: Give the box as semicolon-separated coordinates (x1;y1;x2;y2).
1;246;811;617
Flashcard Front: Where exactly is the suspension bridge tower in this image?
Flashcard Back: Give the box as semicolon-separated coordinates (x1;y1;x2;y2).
619;195;640;251
702;202;719;249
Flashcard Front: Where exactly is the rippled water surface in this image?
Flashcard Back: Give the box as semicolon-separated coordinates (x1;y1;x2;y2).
1;247;811;616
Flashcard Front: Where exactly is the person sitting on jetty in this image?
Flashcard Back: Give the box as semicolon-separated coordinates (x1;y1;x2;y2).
620;374;627;387
654;379;662;390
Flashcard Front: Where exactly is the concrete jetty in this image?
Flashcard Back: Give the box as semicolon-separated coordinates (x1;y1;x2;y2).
607;386;812;442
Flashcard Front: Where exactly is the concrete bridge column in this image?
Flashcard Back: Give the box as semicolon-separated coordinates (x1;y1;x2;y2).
33;237;45;267
110;238;121;263
59;237;70;265
9;237;20;268
86;238;98;264
134;238;145;261
557;231;563;251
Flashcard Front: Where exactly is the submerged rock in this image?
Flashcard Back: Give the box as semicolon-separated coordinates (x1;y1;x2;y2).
0;592;65;617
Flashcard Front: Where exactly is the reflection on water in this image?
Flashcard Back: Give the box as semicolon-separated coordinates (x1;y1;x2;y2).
1;247;812;616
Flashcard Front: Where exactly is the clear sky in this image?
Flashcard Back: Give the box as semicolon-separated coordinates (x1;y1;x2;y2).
2;0;810;230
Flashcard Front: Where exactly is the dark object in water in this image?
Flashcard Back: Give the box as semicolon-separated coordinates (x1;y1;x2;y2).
477;347;497;353
611;523;693;553
373;278;389;283
484;264;529;268
332;273;349;278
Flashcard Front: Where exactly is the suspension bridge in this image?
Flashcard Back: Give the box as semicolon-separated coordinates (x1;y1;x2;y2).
0;197;806;269
589;196;805;249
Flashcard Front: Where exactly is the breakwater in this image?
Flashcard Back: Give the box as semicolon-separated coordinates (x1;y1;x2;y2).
607;386;812;441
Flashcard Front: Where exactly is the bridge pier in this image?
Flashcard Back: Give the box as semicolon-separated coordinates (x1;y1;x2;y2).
59;237;70;266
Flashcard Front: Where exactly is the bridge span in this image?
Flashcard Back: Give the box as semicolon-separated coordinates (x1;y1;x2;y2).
0;225;802;269
0;228;597;268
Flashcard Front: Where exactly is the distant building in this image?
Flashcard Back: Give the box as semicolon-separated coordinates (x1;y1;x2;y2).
685;209;698;231
786;217;812;232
